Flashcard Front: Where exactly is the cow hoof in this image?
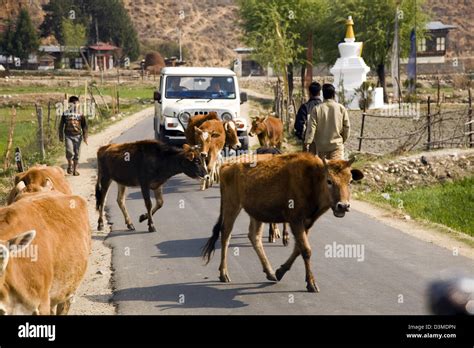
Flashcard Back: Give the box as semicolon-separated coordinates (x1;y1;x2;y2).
127;223;135;231
97;223;104;231
138;214;147;223
306;281;320;293
268;236;275;243
283;236;290;247
219;274;231;283
148;226;157;233
275;267;287;281
266;273;278;282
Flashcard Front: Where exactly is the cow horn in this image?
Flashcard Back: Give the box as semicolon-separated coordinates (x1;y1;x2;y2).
45;178;54;190
347;156;356;166
263;115;269;122
16;181;26;192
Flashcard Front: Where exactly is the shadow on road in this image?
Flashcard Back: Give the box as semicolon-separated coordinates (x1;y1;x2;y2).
107;228;154;238
113;281;280;311
154;237;210;259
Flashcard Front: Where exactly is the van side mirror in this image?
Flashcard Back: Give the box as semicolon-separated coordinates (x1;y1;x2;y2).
154;91;162;103
240;92;248;104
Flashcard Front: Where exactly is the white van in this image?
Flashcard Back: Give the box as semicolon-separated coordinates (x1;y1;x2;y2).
153;67;249;150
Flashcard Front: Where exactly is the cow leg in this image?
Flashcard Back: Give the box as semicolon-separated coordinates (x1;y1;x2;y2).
116;184;135;230
38;296;51;315
282;223;290;246
292;222;319;293
139;186;164;223
56;296;73;315
219;204;242;283
248;217;277;281
268;223;281;243
97;177;112;231
275;243;300;281
201;158;210;190
140;183;156;232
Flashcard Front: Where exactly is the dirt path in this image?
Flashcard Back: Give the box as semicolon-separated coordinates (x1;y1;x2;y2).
61;107;154;315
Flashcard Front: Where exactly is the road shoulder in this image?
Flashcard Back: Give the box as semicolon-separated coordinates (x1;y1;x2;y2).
65;107;154;314
352;199;474;260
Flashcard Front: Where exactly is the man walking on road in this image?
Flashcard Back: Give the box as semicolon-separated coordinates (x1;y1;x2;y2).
304;84;350;160
59;96;88;176
294;81;322;142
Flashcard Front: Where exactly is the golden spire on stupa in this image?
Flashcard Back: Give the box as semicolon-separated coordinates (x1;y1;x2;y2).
345;16;355;42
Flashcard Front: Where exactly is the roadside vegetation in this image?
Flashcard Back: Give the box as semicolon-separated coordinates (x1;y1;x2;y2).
362;176;474;237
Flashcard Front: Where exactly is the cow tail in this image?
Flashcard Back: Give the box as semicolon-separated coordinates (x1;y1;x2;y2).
202;202;223;264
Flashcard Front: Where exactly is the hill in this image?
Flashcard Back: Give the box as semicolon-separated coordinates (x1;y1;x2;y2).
122;0;243;67
0;0;472;68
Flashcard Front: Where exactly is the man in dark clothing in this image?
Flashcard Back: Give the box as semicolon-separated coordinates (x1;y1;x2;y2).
294;82;322;141
59;96;88;176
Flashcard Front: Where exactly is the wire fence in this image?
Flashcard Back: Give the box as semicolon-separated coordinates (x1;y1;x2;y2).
357;89;473;154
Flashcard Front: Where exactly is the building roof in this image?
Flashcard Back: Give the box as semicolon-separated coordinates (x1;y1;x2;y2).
89;42;119;51
161;67;236;77
426;21;456;31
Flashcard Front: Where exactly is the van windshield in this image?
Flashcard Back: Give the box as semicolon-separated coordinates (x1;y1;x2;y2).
165;76;236;99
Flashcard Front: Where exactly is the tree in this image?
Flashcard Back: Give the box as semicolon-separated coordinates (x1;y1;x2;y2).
238;0;330;100
317;0;429;101
12;9;40;64
62;19;87;48
239;0;303;102
0;20;15;69
40;0;79;43
40;0;140;60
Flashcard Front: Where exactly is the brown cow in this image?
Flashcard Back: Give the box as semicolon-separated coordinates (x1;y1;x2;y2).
96;140;206;232
0;188;90;315
6;165;72;205
203;153;364;292
222;149;289;246
193;120;225;190
185;111;241;150
249;115;284;149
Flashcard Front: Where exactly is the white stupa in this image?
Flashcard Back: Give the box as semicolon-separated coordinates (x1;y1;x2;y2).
330;16;383;109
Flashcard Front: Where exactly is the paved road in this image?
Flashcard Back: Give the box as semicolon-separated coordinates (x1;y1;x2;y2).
105;115;474;314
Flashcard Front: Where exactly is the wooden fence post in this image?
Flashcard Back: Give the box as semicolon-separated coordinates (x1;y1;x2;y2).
36;104;45;160
15;147;24;172
427;96;432;150
358;111;366;152
3;107;17;171
468;89;473;148
117;89;120;114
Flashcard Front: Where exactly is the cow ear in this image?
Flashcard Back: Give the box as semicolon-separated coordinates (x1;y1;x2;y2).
0;244;9;274
183;144;191;151
351;169;364;181
224;122;229;131
7;230;36;255
321;157;330;175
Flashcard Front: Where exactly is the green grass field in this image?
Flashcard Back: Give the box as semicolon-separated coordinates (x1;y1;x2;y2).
363;176;474;236
0;84;156;100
